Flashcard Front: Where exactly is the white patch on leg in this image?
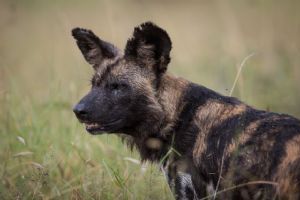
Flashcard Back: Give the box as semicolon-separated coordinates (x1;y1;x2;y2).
177;171;199;200
206;181;215;198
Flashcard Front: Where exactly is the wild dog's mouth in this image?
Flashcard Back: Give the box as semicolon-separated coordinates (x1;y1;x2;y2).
85;122;104;133
83;119;123;135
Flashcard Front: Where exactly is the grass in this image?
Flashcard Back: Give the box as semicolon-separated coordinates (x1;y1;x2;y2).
0;0;300;199
0;87;173;199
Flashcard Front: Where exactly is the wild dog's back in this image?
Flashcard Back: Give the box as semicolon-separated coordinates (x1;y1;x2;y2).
185;83;300;199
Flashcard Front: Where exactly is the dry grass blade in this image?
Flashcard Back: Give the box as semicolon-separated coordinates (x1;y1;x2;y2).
17;136;26;145
31;162;44;169
229;53;256;96
13;151;33;157
123;157;141;165
213;151;225;200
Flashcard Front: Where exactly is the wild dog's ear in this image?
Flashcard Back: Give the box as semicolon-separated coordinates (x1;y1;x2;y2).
72;28;120;68
125;22;172;74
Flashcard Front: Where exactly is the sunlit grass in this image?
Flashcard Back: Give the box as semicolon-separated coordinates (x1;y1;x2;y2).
0;85;172;199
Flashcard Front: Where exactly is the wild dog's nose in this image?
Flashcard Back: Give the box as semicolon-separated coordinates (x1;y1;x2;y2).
73;103;88;119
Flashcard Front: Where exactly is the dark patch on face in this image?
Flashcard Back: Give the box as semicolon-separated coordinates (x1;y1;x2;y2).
74;60;142;134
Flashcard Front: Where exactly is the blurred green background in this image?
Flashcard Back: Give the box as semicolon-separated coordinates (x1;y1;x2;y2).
0;0;299;199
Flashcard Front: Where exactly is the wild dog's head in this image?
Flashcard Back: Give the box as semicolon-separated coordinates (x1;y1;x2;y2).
72;22;172;135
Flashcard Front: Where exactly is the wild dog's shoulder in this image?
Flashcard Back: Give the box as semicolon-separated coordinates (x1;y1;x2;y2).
190;82;300;170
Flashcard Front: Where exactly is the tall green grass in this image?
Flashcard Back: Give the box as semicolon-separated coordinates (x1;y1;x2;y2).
0;0;299;199
0;76;173;199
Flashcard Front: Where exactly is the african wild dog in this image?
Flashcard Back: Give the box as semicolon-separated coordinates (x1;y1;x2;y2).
72;22;300;199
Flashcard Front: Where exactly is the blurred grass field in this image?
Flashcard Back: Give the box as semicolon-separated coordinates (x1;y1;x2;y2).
0;0;300;199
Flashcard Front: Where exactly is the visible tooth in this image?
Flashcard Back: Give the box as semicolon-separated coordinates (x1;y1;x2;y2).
85;123;100;129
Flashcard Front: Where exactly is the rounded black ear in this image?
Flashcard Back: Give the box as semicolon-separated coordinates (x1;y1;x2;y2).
72;28;120;68
125;22;172;74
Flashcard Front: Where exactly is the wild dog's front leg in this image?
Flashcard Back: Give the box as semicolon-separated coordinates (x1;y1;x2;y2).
162;158;199;200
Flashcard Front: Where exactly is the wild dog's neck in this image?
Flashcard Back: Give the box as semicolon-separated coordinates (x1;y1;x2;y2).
123;74;190;162
129;73;224;162
156;74;228;155
127;73;240;162
156;73;190;136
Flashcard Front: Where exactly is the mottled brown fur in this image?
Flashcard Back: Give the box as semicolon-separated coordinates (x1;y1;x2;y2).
72;22;300;199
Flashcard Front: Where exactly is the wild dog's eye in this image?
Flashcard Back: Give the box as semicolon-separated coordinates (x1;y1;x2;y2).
108;82;128;91
110;83;120;90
